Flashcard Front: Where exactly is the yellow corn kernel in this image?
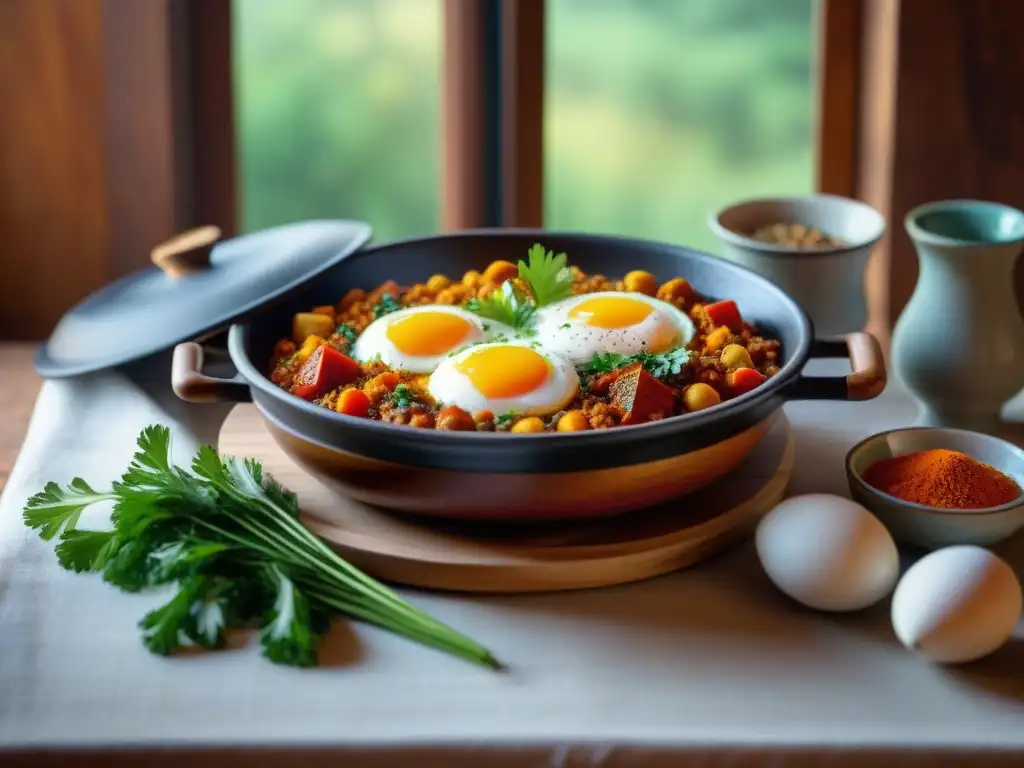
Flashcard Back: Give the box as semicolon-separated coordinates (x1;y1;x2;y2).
556;410;589;432
426;274;451;292
720;344;754;370
623;270;658;296
511;416;545;433
683;383;721;412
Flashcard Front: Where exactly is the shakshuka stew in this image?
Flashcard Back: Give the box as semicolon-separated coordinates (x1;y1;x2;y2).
269;244;782;433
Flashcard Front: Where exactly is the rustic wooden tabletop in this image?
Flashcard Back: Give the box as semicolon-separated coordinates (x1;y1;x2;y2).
1;343;40;492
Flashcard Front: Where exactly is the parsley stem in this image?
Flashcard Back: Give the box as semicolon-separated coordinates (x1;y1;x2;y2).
302;583;500;669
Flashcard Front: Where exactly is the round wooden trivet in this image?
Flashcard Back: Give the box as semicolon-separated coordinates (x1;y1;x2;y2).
218;407;794;593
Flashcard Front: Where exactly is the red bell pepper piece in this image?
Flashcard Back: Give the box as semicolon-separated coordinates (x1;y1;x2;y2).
293;345;362;400
611;363;677;425
726;367;766;397
705;300;743;331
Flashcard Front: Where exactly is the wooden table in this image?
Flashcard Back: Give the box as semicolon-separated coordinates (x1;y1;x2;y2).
0;343;39;491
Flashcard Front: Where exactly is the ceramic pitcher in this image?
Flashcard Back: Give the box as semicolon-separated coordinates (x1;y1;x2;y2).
892;200;1024;431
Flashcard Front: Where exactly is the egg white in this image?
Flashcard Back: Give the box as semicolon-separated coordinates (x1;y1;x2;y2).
532;291;695;365
427;341;580;417
352;305;514;373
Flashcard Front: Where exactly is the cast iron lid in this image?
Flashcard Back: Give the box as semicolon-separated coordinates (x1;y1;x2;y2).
35;220;372;379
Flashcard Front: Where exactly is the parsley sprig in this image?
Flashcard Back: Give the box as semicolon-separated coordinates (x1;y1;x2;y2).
465;281;536;330
372;293;402;319
518;243;573;307
23;426;499;669
581;347;692;379
388;384;420;409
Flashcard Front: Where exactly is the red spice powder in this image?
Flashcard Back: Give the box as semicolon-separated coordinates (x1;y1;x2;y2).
861;448;1021;510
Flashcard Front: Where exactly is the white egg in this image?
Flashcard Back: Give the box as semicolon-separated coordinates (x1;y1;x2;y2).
352;305;513;373
427;341;579;417
891;545;1022;664
532;291;695;365
755;494;900;612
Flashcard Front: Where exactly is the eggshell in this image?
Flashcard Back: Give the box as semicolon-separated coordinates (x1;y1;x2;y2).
755;493;900;612
891;545;1022;664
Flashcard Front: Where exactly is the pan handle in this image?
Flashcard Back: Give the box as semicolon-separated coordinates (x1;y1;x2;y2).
787;332;887;401
172;342;252;403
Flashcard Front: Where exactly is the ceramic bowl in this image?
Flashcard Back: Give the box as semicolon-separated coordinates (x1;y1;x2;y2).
845;427;1024;549
708;195;885;337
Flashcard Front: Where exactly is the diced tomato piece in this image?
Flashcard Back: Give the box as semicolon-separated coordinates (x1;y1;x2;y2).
611;363;677;426
705;300;743;331
726;367;766;397
293;345;362;400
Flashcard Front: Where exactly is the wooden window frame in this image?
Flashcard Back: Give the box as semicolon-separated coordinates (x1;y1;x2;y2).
100;0;235;279
92;0;1024;339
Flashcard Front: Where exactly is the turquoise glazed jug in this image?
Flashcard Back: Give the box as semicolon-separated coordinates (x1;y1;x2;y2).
892;200;1024;431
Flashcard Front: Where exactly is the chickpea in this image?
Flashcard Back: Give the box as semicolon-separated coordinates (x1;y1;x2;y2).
436;405;477;431
556;410;589;432
462;269;482;288
482;260;519;285
338;288;366;312
657;277;698;307
311;305;336;322
683;383;722;412
623;270;658;296
720;344;754;370
409;411;436;429
273;340;296;360
403;285;430;303
473;409;496;431
426;274;451;292
434;288;457;305
369;280;401;302
511;416;545;434
704;326;732;354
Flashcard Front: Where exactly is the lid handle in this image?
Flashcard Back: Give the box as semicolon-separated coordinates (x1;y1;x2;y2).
151;226;222;277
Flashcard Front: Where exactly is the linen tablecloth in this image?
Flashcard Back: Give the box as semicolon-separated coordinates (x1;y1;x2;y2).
3;353;1024;767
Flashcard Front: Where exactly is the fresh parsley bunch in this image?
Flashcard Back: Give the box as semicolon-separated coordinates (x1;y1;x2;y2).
582;348;692;379
23;426;499;669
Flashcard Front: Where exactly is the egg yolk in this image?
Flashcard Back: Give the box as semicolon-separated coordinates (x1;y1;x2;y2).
386;312;473;356
456;346;550;399
568;296;653;329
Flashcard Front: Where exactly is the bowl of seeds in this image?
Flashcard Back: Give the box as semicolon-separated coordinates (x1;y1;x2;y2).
708;195;886;337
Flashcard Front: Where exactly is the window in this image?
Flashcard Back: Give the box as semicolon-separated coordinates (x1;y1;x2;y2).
545;0;816;253
233;0;442;241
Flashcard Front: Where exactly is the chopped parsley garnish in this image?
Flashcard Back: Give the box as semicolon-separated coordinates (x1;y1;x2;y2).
334;323;358;345
465;281;535;330
518;243;573;307
560;322;571;329
495;412;518;428
22;425;498;669
388;384;419;409
581;347;692;380
372;293;402;319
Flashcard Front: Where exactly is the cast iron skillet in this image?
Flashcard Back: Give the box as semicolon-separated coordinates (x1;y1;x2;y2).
172;230;886;474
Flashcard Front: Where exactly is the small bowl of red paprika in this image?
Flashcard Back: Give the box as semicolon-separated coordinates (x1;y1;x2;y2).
846;427;1024;550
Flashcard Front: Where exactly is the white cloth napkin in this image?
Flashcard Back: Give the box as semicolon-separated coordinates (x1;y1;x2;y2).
3;354;1024;766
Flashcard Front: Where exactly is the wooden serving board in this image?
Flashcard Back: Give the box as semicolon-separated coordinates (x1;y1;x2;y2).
219;407;794;593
